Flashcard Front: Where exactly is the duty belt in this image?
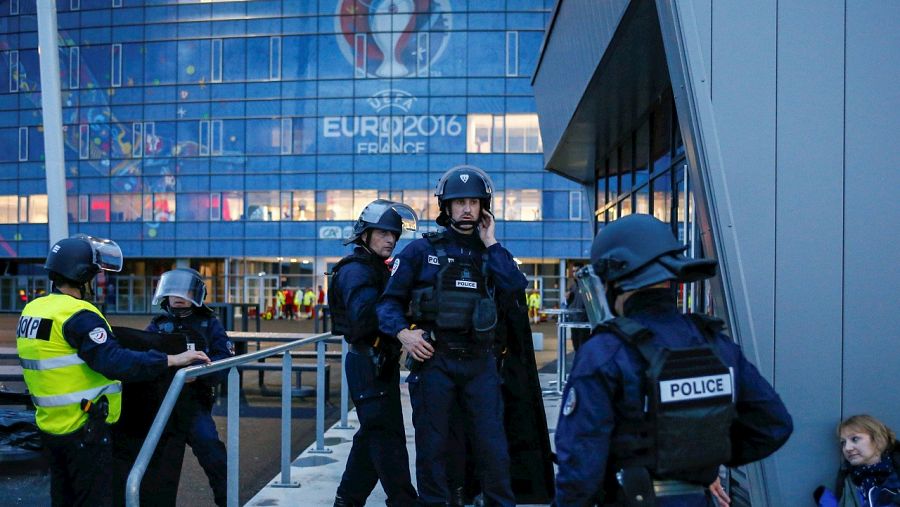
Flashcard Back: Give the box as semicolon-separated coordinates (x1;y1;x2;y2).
653;480;706;497
435;341;490;359
349;342;374;355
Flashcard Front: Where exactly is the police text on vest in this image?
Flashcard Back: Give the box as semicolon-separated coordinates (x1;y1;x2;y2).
659;374;733;403
455;280;477;289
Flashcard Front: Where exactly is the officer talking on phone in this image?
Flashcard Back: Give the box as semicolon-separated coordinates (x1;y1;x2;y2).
377;165;528;507
554;214;793;506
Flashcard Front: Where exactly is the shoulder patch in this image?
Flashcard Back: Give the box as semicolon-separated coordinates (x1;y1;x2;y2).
427;255;440;266
88;327;108;345
390;258;401;276
563;387;577;416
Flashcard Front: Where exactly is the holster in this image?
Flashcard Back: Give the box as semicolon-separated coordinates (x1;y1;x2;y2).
410;286;438;321
616;467;656;507
372;342;401;380
472;297;497;345
80;395;110;445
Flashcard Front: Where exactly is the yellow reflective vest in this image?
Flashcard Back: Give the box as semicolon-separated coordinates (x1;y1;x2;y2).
16;293;122;435
527;292;541;309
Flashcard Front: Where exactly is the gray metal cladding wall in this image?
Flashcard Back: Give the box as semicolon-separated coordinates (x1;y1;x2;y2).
678;0;900;504
531;0;629;166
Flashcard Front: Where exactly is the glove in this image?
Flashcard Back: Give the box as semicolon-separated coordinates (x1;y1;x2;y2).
813;485;838;507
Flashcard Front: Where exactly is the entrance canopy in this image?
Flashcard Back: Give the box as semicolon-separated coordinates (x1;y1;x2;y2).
532;0;670;184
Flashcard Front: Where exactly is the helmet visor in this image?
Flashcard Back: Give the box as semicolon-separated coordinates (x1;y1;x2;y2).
575;265;615;327
358;200;418;234
152;270;206;306
75;234;123;273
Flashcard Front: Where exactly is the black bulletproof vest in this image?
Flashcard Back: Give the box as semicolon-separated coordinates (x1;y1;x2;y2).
606;315;735;485
426;234;488;344
328;250;387;340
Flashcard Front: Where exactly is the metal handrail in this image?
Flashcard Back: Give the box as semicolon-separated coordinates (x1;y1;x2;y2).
125;332;336;507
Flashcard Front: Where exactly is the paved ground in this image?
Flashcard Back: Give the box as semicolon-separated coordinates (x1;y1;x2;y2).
247;372;565;507
0;311;564;506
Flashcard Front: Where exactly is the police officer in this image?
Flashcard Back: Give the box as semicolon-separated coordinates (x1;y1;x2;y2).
377;166;527;507
16;235;209;507
555;214;794;506
146;268;234;506
332;200;419;507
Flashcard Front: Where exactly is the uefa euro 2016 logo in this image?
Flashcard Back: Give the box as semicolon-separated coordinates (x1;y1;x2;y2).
336;0;453;78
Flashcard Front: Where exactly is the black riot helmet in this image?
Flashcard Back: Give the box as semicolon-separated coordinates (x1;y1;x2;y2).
45;234;123;293
345;199;418;246
434;165;494;227
590;214;717;293
152;268;207;310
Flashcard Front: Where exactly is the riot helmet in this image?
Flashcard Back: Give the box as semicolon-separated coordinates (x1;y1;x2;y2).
152;268;207;312
345;199;418;246
590;214;717;294
45;235;123;295
434;165;494;227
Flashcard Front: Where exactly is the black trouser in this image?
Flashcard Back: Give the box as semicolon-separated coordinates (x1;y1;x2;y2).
43;425;114;507
337;346;417;507
408;352;514;507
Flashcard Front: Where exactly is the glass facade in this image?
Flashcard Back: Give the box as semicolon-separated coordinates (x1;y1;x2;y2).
0;0;590;311
594;88;710;312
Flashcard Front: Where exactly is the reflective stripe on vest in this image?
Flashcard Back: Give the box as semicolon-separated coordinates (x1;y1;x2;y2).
20;353;85;370
16;293;122;435
32;382;123;408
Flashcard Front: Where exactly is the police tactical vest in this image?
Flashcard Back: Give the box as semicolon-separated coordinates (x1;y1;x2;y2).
16;293;123;435
329;250;388;341
151;313;211;353
606;315;735;484
414;233;491;344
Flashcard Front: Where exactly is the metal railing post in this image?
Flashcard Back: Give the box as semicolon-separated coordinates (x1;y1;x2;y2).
308;339;332;454
226;366;239;507
335;339;352;429
125;372;186;507
272;351;300;487
556;322;568;395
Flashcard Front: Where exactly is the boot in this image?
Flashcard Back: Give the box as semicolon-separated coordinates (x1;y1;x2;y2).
449;485;466;507
333;494;362;507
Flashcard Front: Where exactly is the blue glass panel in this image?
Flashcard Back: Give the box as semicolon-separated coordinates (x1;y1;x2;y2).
211;100;245;118
246;82;280;99
80;27;111;42
243;157;276;175
179;22;211;38
81;45;111;89
176;238;210;257
18;50;40;93
245;99;280;117
144;41;177;86
282;35;317;80
518;31;543;76
211;1;245;19
316;34;352;79
217;120;243;155
247;17;282;37
222;38;247;81
178;39;210;84
211;20;248;37
432;30;465;78
144;84;177;104
144;6;177;24
245;37;270;81
287;117;315;155
112;10;145;30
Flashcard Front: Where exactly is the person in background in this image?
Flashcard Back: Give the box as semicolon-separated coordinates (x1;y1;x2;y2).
16;235;208;507
283;287;295;321
146;268;234;507
303;287;315;319
527;289;542;324
815;414;900;507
